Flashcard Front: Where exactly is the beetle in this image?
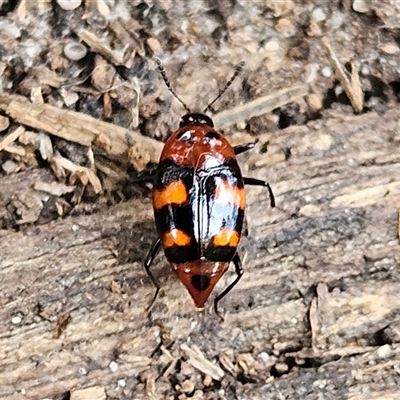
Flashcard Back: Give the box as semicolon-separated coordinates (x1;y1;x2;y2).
144;59;275;319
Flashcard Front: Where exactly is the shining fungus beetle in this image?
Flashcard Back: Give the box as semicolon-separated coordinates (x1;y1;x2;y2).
144;59;275;319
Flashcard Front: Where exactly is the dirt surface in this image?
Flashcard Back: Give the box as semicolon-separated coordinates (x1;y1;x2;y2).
1;1;400;399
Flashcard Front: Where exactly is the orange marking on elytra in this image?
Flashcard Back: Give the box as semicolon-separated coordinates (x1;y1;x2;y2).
153;180;187;209
213;228;240;247
163;228;191;248
214;179;245;209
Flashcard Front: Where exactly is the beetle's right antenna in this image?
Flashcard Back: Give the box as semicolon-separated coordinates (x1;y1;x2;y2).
156;58;191;113
203;61;245;113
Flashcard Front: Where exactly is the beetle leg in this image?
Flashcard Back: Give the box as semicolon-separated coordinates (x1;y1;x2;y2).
214;253;243;322
144;238;162;312
131;167;157;184
243;177;275;208
234;142;256;155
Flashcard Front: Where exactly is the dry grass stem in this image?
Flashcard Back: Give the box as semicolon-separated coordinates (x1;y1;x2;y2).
213;85;309;128
321;37;364;113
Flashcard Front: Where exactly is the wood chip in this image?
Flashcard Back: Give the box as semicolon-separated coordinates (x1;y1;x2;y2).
0;126;25;152
110;278;122;294
39;133;53;160
54;312;72;339
52;154;102;193
219;352;238;375
3;144;26;156
34;181;76;196
180;344;225;381
92;57;116;91
70;386;106;400
30;86;44;105
380;43;400;55
12;191;43;224
310;282;332;351
321;37;364;113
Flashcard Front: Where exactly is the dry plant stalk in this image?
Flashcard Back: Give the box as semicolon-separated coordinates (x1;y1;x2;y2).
78;29;123;66
321;37;364;113
180;344;225;381
213;84;309;128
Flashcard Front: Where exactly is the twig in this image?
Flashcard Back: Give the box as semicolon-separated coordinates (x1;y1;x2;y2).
78;29;123;66
180;343;225;381
213;84;309;128
0;126;25;151
321;37;364;113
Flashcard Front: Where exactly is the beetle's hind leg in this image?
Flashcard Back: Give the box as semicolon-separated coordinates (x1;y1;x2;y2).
144;238;162;313
243;177;275;208
234;142;256;155
214;253;244;322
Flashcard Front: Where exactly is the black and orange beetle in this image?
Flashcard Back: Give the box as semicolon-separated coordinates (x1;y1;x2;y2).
144;59;275;318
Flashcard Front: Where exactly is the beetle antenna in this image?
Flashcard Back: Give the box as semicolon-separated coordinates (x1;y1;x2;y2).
156;58;191;113
203;61;245;113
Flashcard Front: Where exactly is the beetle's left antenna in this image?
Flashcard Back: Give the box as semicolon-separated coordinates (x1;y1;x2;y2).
156;58;191;113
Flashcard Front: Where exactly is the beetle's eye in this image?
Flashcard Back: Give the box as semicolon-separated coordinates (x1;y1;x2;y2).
177;130;193;142
205;131;220;141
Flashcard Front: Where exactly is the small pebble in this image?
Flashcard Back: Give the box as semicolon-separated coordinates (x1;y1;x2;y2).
78;367;87;375
360;64;370;76
57;0;81;10
0;20;21;38
203;375;213;386
334;85;344;97
305;63;320;83
24;39;42;59
274;362;289;374
0;115;10;132
64;42;87;61
258;352;270;364
2;160;20;174
306;93;323;112
307;21;322;37
147;37;161;53
352;0;371;13
327;11;344;30
377;344;392;359
180;379;195;394
312;7;327;22
263;38;280;53
380;43;400;55
383;326;400;343
109;361;118;372
326;11;344;31
117;379;126;387
274;18;294;33
321;66;333;78
11;316;22;324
